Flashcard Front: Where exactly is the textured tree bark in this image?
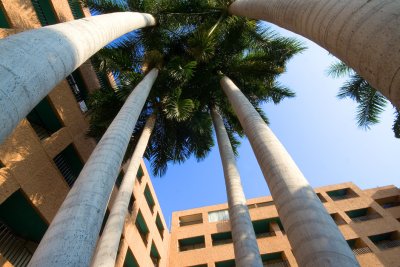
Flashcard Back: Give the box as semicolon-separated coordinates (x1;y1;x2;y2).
211;107;263;267
91;114;156;267
229;0;400;109
221;76;359;267
0;12;156;144
28;69;158;267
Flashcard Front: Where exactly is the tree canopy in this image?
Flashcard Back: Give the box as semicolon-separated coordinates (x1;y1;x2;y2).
84;0;305;175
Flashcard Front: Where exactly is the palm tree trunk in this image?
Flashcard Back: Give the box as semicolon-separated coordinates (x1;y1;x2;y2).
228;0;400;109
28;69;159;267
211;106;263;267
91;113;156;267
0;12;156;144
220;76;359;267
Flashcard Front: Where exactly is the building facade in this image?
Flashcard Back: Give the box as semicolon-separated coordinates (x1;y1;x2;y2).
169;182;400;267
0;1;169;267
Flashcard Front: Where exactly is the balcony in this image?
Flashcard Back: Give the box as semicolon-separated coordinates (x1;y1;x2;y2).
327;188;358;201
369;231;400;250
346;208;381;223
179;213;203;227
0;221;33;267
178;236;205;252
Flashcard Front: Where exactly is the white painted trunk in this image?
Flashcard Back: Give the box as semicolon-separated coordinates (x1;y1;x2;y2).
0;12;156;144
91;114;156;267
211;107;263;267
220;76;359;267
228;0;400;109
28;69;159;267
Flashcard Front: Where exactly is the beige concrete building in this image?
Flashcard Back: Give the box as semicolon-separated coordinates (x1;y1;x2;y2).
169;182;400;267
0;1;169;267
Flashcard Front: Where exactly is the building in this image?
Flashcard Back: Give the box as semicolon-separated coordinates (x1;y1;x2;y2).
0;1;169;266
169;182;400;267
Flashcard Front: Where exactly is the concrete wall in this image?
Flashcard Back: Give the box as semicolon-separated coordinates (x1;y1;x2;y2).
169;182;400;267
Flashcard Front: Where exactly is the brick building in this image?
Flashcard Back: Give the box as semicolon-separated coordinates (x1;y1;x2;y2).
169;183;400;267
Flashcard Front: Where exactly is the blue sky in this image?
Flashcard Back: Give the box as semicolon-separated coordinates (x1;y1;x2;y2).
148;24;400;229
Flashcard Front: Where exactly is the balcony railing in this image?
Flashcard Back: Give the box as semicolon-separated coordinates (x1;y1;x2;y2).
0;221;33;267
263;259;290;267
53;154;77;187
352;247;372;255
256;232;275;238
179;220;203;227
213;238;233;246
179;243;205;252
376;239;400;250
351;213;381;222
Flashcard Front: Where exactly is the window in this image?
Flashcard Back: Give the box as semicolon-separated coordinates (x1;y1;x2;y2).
346;238;372;255
179;213;203;227
0;191;48;266
317;193;327;203
369;231;400;250
135;211;149;246
137;166;144;183
150;242;160;267
178;236;205;252
27;97;62;140
252;219;275;238
67;0;85;19
215;259;235;267
208;209;229;223
375;196;400;209
155;214;164;239
261;252;289;267
66;71;89;113
144;185;155;213
330;213;346;225
326;188;358;201
212;232;233;246
53;144;84;187
31;0;58;26
0;5;10;28
346;208;381;222
123;248;139;267
128;194;135;215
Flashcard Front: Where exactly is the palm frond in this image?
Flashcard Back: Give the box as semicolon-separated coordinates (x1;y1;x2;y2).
393;109;400;138
356;88;387;129
327;61;352;78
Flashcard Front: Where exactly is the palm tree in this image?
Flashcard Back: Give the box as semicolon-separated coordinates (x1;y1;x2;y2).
28;68;159;267
227;0;400;110
327;61;400;138
0;12;156;144
211;106;263;267
84;6;302;265
91;113;156;267
220;76;359;267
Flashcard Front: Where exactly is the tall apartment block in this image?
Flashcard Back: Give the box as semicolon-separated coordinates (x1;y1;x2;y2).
169;183;400;267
